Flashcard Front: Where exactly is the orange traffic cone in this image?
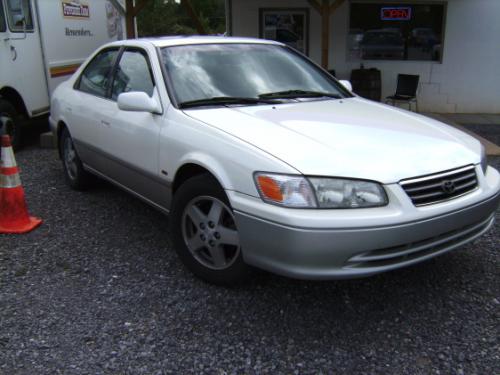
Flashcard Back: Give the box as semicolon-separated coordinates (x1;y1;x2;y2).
0;135;42;233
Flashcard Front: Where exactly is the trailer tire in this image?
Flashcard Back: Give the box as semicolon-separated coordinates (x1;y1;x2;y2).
0;99;22;150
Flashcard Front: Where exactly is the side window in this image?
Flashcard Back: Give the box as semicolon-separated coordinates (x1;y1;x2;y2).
5;0;34;32
0;2;6;32
111;50;155;101
77;49;119;98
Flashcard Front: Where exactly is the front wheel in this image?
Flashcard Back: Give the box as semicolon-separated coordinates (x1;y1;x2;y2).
170;174;252;284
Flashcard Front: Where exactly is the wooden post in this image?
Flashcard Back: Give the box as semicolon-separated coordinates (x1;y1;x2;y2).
125;0;135;39
308;0;345;69
125;0;151;39
321;0;330;69
181;0;207;34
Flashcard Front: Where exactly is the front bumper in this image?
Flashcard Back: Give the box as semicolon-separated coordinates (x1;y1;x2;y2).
231;167;500;280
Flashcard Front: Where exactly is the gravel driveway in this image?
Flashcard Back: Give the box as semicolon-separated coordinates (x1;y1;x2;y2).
1;145;499;375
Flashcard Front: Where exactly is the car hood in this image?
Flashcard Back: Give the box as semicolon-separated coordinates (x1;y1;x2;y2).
184;98;481;183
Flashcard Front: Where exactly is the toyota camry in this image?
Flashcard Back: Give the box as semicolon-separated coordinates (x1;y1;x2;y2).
49;37;500;284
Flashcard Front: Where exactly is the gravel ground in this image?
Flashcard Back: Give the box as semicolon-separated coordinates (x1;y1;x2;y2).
1;145;499;375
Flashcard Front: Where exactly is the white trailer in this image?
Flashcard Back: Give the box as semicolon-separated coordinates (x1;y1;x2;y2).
0;0;127;148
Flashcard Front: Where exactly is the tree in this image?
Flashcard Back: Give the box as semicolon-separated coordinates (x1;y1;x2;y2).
137;0;226;37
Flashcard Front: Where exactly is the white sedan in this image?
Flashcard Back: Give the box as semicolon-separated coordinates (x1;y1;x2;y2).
50;36;500;284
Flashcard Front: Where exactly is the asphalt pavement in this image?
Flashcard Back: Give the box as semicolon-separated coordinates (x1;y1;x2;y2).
1;144;499;375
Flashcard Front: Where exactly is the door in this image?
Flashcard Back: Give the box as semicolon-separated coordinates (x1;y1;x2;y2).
0;0;49;116
95;48;167;207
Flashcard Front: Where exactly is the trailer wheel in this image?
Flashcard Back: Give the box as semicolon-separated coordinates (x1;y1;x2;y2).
0;99;22;150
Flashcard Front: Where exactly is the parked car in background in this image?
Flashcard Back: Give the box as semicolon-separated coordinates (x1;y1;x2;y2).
50;37;500;284
361;29;405;60
411;27;439;50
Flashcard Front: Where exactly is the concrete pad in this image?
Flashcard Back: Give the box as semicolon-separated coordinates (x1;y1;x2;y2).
423;113;500;156
445;113;490;125
40;131;56;149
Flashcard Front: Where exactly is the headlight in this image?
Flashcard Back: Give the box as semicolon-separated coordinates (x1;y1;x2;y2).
254;173;388;208
254;173;316;208
309;177;388;208
480;145;488;175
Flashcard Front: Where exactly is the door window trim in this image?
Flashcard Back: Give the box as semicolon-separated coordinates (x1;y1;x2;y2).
74;47;122;100
108;47;157;102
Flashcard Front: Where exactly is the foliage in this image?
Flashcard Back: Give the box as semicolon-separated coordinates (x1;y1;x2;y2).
137;0;226;37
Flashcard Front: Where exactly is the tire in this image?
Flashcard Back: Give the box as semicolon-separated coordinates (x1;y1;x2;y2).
59;127;91;190
0;99;22;150
170;174;252;285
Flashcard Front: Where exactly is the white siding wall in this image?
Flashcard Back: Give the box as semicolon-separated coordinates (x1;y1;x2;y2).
229;0;500;114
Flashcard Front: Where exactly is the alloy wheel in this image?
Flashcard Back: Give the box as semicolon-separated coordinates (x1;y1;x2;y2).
181;196;240;270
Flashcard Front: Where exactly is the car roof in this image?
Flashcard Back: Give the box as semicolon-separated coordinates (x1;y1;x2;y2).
106;35;283;49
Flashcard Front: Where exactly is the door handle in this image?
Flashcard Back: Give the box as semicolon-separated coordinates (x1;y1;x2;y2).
101;120;111;126
10;46;17;61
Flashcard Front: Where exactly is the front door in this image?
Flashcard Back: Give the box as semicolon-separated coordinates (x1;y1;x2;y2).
96;48;167;208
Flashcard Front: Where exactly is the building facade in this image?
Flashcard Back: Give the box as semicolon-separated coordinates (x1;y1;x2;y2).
226;0;500;114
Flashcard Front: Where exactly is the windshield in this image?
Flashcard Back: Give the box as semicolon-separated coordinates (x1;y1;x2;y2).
160;43;351;106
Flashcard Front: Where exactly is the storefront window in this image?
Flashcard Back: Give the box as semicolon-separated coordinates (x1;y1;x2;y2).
348;2;445;62
259;8;309;55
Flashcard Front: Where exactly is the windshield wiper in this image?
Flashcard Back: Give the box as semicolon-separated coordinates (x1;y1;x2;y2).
178;96;281;109
259;90;342;99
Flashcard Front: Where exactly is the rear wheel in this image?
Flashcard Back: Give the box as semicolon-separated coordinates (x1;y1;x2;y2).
0;99;22;150
171;174;251;284
59;127;91;190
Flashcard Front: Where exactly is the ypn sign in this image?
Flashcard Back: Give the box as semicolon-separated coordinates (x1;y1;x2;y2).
381;7;412;21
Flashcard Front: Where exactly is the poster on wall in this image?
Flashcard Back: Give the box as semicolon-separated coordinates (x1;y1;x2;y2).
105;0;124;40
259;8;309;55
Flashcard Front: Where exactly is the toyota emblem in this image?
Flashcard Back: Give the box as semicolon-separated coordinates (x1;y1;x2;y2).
441;180;456;194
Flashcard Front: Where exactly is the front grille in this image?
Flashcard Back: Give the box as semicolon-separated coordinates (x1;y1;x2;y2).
345;214;494;269
400;165;478;206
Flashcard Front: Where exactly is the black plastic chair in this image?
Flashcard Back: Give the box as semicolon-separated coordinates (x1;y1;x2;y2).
385;74;420;112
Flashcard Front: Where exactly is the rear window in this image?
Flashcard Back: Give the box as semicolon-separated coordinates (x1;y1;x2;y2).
77;49;119;98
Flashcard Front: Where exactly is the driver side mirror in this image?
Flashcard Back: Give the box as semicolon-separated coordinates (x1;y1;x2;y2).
117;91;162;114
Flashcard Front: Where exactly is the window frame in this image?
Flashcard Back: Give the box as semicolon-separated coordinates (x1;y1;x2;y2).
4;0;35;33
74;47;122;100
108;47;157;102
347;0;448;64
